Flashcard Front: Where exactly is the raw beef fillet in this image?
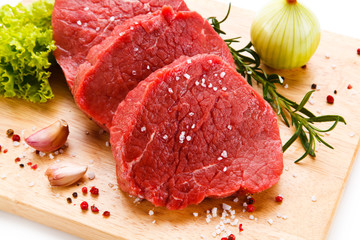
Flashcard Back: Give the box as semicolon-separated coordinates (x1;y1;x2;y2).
74;6;236;130
110;54;283;210
51;0;189;90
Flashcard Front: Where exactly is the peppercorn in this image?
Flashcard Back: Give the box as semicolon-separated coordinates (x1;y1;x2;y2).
67;197;72;204
35;150;40;155
15;157;21;163
6;129;14;137
275;195;284;202
227;234;236;240
239;223;244;232
348;84;353;90
91;204;99;213
334;90;337;94
247;197;255;205
82;187;88;194
326;95;334;104
246;204;255;212
72;192;78;198
90;186;99;195
301;65;307;69
12;134;20;142
80;201;89;210
19;164;24;168
311;83;317;90
102;211;110;217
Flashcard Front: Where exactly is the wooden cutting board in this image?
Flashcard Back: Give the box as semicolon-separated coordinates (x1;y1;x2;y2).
1;0;360;239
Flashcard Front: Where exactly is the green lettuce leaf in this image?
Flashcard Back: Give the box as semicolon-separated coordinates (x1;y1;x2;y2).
0;0;56;103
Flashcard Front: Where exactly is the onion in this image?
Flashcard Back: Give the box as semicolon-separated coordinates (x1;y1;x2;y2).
250;0;320;69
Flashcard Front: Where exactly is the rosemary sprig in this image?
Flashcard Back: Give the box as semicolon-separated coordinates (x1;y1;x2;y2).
208;4;346;162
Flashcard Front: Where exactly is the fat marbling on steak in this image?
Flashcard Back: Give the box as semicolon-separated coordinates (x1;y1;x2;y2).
73;7;235;130
52;0;189;90
110;54;283;210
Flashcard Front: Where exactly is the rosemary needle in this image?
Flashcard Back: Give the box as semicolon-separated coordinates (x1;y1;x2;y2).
208;4;346;162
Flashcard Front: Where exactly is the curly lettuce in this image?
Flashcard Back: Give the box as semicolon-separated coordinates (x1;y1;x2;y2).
0;0;56;103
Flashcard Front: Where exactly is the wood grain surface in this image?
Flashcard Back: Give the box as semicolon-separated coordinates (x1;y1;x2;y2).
1;0;360;239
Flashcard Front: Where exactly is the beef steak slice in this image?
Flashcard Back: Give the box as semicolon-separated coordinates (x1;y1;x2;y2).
110;54;283;210
74;6;235;130
52;0;189;90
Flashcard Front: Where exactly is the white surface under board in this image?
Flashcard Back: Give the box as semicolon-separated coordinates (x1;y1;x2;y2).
0;0;359;239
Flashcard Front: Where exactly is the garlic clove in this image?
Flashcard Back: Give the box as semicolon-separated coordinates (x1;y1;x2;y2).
45;162;88;187
25;119;69;153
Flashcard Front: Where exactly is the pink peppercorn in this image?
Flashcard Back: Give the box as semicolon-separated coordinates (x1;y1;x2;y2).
82;187;88;194
275;195;284;202
90;186;99;195
227;234;236;240
91;205;99;213
326;95;334;104
12;134;20;142
103;211;110;217
246;204;255;212
80;201;88;210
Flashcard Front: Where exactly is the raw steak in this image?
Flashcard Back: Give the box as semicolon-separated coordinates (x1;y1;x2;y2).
110;54;283;210
52;0;189;90
73;7;235;131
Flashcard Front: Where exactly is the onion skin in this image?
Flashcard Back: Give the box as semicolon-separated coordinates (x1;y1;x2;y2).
250;0;320;69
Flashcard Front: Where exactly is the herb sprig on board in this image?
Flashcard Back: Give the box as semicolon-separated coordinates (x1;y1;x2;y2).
208;4;346;162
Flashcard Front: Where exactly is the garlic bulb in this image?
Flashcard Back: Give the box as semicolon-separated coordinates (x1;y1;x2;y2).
250;0;320;69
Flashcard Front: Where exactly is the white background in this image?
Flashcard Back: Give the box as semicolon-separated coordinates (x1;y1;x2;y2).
1;0;360;239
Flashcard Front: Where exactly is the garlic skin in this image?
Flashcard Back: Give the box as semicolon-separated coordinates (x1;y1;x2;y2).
45;163;88;187
250;0;320;69
25;119;69;152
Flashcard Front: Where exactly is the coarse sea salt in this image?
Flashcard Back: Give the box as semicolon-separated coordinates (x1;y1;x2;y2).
184;73;190;79
221;150;228;158
267;219;274;225
193;212;198;217
88;172;96;180
222;203;231;211
311;195;317;202
148;210;154;216
212;207;217;217
77;20;82;26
